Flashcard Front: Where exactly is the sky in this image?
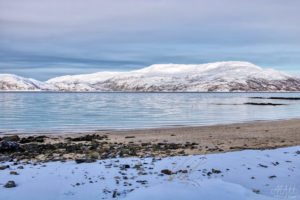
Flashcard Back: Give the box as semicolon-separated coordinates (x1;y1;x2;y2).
0;0;300;80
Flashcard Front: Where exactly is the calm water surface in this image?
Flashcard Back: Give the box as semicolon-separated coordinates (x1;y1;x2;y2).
0;92;300;134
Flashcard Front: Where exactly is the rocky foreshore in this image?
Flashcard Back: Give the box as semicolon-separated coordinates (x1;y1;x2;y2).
1;118;300;165
0;134;208;164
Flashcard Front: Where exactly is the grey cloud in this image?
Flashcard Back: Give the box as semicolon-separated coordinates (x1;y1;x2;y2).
0;0;300;79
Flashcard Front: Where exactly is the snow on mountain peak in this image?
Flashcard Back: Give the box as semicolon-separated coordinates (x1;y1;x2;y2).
0;74;55;91
0;61;299;91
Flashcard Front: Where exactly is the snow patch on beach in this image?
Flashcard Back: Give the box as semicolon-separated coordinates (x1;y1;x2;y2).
0;146;299;200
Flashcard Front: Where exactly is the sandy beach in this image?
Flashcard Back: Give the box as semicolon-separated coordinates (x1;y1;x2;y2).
1;119;300;162
1;119;300;200
90;118;300;154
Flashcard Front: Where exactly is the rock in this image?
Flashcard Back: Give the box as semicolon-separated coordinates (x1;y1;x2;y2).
258;164;268;168
36;154;46;160
0;165;9;170
136;180;147;184
125;136;135;139
75;158;96;164
182;170;188;173
69;134;107;142
17;166;24;169
4;181;16;188
120;164;130;170
161;169;172;175
10;171;19;175
89;152;99;159
252;189;260;194
272;161;279;166
20;136;46;143
269;175;277;179
2;135;20;142
212;169;222;174
0;140;22;153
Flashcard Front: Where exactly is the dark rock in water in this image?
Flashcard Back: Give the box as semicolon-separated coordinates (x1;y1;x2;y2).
4;181;16;188
75;158;96;164
251;97;300;100
0;165;10;170
0;140;23;153
2;135;20;142
244;102;286;106
161;169;172;175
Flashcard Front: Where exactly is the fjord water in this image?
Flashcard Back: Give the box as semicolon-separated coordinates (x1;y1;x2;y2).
1;92;300;134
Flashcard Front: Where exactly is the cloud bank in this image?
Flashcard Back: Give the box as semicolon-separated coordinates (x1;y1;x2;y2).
0;0;300;80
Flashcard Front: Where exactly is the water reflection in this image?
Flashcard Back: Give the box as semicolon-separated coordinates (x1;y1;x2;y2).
0;92;300;134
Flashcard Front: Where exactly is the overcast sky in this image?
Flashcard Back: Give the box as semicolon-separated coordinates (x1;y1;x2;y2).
1;0;300;80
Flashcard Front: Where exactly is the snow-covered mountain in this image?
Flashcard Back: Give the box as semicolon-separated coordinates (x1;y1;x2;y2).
1;61;300;92
0;74;55;91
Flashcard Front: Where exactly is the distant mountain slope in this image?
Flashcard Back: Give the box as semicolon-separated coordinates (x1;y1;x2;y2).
0;74;55;91
1;62;300;92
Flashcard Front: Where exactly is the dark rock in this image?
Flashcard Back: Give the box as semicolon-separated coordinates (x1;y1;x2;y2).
272;162;279;166
125;136;135;139
212;169;222;174
20;136;46;143
136;180;147;184
10;171;19;175
0;140;22;153
4;181;16;188
2;135;20;142
75;158;96;164
182;170;188;173
120;164;130;170
161;169;172;175
269;175;277;179
252;189;260;194
69;134;107;142
258;164;268;168
244;102;285;106
0;165;9;170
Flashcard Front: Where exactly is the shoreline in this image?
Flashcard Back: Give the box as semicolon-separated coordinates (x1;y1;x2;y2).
1;119;300;162
1;117;300;136
1;119;300;199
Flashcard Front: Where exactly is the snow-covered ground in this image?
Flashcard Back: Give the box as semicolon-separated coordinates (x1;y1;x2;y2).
0;146;299;200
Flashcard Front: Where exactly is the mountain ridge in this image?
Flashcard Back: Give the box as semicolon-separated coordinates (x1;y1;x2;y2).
1;61;300;92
